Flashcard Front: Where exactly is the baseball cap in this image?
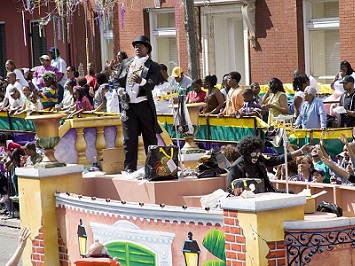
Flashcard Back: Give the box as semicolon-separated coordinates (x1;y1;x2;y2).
340;75;354;84
8;85;17;96
336;151;345;158
312;168;325;176
40;55;50;61
49;47;59;54
171;66;183;78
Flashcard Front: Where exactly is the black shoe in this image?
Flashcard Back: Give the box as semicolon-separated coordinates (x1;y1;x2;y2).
0;210;9;215
125;169;135;173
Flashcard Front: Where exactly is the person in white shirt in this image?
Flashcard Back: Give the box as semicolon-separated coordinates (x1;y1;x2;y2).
5;60;28;87
171;66;193;96
56;80;75;111
330;60;355;94
6;85;25;114
1;72;23;110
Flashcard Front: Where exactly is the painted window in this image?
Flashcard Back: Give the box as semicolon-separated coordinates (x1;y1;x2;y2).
304;0;339;82
150;9;177;76
105;241;156;265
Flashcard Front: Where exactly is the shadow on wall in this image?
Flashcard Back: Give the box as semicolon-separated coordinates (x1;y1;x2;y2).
254;0;273;52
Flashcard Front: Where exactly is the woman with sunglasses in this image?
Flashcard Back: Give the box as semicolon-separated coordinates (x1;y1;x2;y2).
227;135;310;195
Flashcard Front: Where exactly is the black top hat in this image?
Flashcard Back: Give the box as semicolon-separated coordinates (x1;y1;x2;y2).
132;35;152;54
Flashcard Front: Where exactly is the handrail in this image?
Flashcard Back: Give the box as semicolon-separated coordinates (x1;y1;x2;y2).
272;179;355;217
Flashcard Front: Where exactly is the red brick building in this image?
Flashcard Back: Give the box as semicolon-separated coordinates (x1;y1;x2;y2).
0;0;353;85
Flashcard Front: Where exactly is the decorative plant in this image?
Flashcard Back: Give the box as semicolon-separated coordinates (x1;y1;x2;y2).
202;229;226;266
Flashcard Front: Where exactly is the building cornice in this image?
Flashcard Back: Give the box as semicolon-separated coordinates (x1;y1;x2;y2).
56;193;223;226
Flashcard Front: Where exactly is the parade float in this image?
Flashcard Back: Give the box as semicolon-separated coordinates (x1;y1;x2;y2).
6;101;355;265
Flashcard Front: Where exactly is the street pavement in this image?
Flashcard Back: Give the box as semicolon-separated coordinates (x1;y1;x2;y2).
0;224;22;265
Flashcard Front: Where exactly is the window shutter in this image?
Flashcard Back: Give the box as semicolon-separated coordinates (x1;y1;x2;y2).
0;23;7;78
30;21;47;66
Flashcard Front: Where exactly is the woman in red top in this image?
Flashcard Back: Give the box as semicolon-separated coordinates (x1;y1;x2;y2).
186;79;206;103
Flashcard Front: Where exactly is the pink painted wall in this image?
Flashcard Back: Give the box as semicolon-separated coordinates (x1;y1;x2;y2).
82;175;226;207
57;206;222;265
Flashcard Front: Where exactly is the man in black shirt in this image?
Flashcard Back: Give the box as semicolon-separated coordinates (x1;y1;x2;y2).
339;75;355;127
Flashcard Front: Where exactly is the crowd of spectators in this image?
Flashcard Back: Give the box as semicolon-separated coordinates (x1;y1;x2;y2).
1;48;355;202
0;132;43;218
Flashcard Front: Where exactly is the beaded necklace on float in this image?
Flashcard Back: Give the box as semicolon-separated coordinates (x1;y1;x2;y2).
126;56;148;87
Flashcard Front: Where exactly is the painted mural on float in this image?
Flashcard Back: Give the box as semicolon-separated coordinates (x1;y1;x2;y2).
56;193;226;266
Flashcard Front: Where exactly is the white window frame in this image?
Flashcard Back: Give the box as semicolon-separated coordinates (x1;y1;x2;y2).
200;4;249;84
149;8;176;64
303;0;339;80
100;26;113;72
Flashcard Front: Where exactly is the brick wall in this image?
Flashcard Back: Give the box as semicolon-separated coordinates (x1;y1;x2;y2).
266;241;286;266
224;209;287;266
31;226;44;266
58;228;71;266
111;0;189;72
70;4;102;74
224;209;246;266
175;1;189;74
250;0;305;84
31;226;70;266
339;0;355;64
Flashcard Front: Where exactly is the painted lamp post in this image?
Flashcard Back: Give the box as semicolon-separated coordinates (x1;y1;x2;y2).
26;113;66;167
182;231;201;266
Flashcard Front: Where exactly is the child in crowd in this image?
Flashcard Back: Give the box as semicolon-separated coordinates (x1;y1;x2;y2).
30;93;43;112
14;86;31;115
68;87;93;118
235;88;262;118
76;76;93;105
250;82;261;104
32;71;58;110
312;168;325;183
